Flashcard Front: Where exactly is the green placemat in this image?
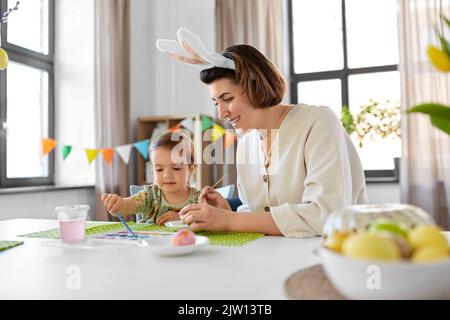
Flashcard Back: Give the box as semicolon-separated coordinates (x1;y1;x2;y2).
0;241;24;252
18;222;264;247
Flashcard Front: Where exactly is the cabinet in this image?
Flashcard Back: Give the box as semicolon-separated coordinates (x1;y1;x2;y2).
135;114;213;188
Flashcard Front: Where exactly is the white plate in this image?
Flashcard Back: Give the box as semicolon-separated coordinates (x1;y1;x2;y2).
144;235;209;257
164;220;191;230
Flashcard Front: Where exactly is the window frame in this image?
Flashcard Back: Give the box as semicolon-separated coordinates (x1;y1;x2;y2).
0;0;55;188
287;0;400;182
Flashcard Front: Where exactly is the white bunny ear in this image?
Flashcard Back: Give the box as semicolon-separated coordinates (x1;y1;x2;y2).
156;39;210;66
177;28;235;70
155;28;235;70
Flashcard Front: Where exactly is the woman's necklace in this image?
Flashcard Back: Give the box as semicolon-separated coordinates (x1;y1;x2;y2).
261;105;294;169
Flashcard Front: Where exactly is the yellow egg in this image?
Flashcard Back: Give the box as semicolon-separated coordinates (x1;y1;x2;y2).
342;233;401;261
407;225;449;252
0;48;9;70
411;245;449;263
323;231;350;252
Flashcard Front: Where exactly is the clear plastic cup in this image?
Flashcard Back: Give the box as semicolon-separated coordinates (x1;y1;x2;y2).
55;205;89;243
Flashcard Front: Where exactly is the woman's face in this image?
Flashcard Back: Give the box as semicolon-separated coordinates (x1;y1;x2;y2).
151;148;192;195
209;78;255;134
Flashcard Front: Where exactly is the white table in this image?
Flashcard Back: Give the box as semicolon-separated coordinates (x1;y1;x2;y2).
0;219;322;299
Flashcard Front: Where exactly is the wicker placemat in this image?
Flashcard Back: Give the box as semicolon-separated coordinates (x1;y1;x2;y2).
284;264;345;300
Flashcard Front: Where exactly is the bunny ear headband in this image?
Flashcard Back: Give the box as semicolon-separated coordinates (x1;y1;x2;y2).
156;28;235;70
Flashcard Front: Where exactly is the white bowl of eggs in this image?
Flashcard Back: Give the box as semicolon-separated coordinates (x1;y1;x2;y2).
319;204;450;300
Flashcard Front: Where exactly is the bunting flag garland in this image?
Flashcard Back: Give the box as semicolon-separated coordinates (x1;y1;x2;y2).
168;123;182;133
224;130;236;150
180;117;194;133
211;123;225;142
134;140;150;160
61;145;72;160
85;149;98;165
100;148;114;165
115;144;132;164
39;115;239;166
42;138;57;156
201;115;214;132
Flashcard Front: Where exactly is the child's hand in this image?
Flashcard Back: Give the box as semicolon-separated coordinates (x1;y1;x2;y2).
101;193;124;215
198;186;231;211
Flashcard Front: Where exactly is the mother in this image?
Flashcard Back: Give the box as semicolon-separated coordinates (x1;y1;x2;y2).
157;29;368;238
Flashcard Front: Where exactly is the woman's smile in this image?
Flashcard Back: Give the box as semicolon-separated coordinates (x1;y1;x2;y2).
227;115;241;128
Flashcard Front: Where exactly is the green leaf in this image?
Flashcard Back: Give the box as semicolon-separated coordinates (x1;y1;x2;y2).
340;105;355;135
431;117;450;135
408;103;450;117
441;14;450;30
438;33;450;57
408;103;450;135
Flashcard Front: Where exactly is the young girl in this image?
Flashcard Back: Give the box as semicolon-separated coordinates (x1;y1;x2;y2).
101;132;200;225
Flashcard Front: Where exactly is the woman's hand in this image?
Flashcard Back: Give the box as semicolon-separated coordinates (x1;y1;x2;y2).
179;203;233;232
197;186;231;210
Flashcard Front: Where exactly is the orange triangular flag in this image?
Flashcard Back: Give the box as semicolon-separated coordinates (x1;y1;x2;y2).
85;149;98;165
224;130;236;149
42;138;57;156
100;148;114;165
168;123;182;133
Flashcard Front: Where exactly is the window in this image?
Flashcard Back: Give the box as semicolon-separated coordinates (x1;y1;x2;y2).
288;0;401;181
0;0;54;187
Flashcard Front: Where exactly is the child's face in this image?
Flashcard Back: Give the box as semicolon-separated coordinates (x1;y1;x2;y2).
151;147;192;194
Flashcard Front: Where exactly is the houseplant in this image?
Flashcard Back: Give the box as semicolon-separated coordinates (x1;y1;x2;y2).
407;14;450;135
341;99;401;148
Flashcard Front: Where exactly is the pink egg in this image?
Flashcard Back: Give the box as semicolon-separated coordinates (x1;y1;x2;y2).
171;229;196;246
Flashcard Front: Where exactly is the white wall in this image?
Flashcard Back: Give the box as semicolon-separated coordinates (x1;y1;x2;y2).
0;188;96;221
366;183;400;204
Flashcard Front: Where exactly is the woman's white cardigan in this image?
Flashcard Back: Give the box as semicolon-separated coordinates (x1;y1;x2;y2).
236;104;368;238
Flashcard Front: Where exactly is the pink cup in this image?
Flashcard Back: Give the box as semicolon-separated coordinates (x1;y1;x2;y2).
55;205;89;243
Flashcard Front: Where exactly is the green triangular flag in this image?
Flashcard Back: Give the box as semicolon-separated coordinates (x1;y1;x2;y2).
62;145;72;160
201;116;214;132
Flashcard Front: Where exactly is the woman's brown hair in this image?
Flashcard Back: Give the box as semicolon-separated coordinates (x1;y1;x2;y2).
200;45;286;108
149;131;195;165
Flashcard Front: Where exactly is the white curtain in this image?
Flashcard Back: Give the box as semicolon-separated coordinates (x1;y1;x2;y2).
94;0;131;220
215;0;285;192
397;0;450;229
216;0;284;70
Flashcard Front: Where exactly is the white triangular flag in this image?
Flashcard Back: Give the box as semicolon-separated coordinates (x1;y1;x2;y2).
180;117;194;133
115;144;132;164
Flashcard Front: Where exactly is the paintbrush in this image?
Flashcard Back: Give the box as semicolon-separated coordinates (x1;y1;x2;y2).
198;175;225;203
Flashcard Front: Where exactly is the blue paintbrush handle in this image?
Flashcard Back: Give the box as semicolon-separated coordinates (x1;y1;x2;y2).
115;213;137;238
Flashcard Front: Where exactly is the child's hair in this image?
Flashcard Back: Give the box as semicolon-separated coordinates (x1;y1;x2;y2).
149;131;195;165
199;45;286;108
